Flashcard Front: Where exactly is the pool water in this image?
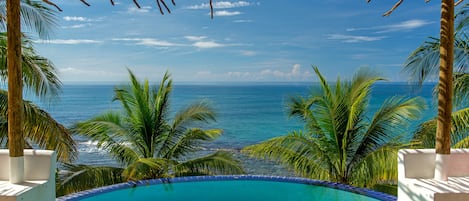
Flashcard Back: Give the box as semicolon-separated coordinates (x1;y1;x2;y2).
58;176;396;201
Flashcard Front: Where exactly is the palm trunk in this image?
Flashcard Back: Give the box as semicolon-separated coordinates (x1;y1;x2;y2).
434;0;454;181
7;0;24;183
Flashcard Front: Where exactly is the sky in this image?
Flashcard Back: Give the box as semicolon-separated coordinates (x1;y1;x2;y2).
32;0;445;83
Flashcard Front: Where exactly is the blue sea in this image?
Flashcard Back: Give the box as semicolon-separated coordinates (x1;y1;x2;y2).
34;82;435;175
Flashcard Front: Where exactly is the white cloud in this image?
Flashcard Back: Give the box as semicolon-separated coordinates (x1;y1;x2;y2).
128;6;151;13
187;1;255;9
346;19;432;33
192;41;225;48
212;10;242;16
112;38;182;47
184;36;208;41
326;34;385;43
63;16;91;22
227;64;310;81
35;39;102;45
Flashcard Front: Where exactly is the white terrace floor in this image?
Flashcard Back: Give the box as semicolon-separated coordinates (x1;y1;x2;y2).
398;149;469;201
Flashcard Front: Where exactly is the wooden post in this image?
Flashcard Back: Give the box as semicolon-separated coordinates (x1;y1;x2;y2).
434;0;454;181
7;0;24;183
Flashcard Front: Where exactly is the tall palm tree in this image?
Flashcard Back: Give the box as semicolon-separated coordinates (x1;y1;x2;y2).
0;0;76;162
243;66;425;188
403;3;469;151
58;70;244;195
367;0;456;181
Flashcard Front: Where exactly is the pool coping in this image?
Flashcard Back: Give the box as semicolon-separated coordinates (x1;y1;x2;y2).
56;175;397;201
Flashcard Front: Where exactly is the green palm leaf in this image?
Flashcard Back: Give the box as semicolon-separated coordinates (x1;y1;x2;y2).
243;131;331;181
72;111;139;165
0;90;76;162
0;0;57;39
175;151;244;176
57;163;124;196
123;158;174;180
0;33;61;99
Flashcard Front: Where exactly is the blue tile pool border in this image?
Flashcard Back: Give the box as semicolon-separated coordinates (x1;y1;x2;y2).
56;175;397;201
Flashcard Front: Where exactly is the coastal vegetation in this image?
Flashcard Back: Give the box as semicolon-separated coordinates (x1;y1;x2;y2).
242;67;426;189
57;70;244;196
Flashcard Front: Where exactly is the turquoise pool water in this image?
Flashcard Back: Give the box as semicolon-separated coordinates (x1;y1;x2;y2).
58;176;396;201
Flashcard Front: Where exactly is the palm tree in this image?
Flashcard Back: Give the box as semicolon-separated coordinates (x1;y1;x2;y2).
58;70;244;195
242;66;425;188
367;0;456;181
403;4;469;150
0;1;76;162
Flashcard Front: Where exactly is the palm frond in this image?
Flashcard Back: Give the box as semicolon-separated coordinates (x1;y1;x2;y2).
351;146;398;188
242;131;332;181
175;151;244;176
453;73;469;108
402;37;441;85
411;119;437;148
456;3;469;32
0;0;57;39
57;163;124;196
122;157;174;180
21;36;61;99
451;107;469;148
0;90;76;162
159;101;219;158
353;96;425;164
0;33;61;99
72;111;139;165
162;128;222;159
287;95;322;134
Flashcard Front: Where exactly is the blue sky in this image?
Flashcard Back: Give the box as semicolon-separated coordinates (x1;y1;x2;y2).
33;0;443;83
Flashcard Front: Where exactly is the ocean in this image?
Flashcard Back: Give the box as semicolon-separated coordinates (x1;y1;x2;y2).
34;82;436;175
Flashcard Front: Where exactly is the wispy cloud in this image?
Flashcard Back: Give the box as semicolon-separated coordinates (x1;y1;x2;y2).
326;34;385;43
35;39;102;45
346;19;432;33
63;16;92;22
127;6;152;13
227;64;311;81
184;36;232;49
187;1;256;9
192;41;225;48
212;10;242;16
112;38;182;47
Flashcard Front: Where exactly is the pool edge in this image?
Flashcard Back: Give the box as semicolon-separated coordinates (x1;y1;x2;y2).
56;175;397;201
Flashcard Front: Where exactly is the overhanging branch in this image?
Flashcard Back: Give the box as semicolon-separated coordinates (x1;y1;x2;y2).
367;0;463;16
40;0;210;16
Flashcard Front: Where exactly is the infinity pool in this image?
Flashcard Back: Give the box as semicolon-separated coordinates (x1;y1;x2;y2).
57;175;396;201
